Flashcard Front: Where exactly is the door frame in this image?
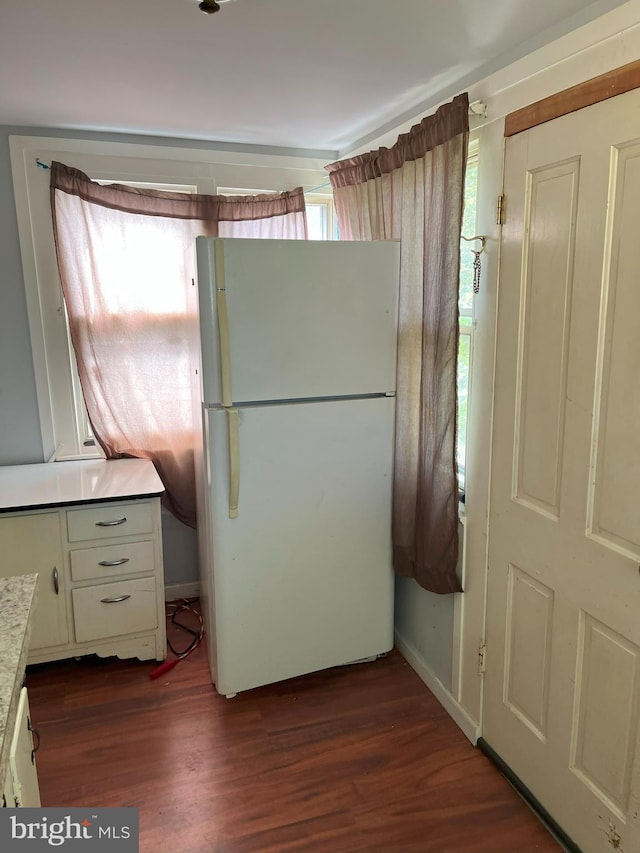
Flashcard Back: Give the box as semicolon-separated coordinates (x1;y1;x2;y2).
504;58;640;137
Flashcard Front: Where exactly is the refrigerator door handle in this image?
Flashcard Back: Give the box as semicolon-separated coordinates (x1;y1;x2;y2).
226;407;240;518
214;242;233;408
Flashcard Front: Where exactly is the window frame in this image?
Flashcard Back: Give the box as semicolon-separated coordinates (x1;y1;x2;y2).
303;192;337;240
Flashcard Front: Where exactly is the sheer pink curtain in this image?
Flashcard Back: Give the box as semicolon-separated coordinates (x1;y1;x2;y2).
50;162;307;527
218;191;309;239
327;94;468;594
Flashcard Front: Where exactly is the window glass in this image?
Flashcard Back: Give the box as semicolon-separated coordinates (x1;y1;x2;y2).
457;325;472;491
457;151;479;493
306;203;326;240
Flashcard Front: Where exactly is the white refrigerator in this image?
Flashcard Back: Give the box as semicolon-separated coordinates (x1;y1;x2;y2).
194;237;400;697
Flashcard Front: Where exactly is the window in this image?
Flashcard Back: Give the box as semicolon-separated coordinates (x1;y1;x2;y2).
457;145;479;496
65;179;201;459
10;136;328;463
304;193;337;240
219;188;335;241
62;180;331;459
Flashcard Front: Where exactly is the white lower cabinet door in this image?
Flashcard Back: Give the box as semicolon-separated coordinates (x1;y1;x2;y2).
10;688;40;808
0;514;68;650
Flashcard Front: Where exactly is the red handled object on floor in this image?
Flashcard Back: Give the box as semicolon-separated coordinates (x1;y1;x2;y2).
149;658;180;679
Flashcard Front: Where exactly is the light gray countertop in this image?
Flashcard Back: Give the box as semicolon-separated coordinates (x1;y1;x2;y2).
0;458;164;513
0;574;38;784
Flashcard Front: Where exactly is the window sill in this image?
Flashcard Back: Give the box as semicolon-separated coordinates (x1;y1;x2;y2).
47;446;105;464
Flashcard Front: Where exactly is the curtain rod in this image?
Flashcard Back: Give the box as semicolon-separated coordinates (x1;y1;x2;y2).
39;160;332;197
304;180;331;194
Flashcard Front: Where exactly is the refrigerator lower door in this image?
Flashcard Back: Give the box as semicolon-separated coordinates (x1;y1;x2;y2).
203;396;395;696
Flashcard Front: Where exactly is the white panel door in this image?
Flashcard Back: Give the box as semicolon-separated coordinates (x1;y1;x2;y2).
484;88;640;853
205;396;395;697
196;238;399;404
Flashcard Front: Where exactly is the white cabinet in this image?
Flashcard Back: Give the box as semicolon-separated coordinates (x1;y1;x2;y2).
0;500;166;664
0;460;167;664
0;514;68;651
6;688;40;808
62;499;165;660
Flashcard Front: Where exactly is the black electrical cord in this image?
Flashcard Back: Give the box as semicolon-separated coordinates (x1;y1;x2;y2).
165;598;204;658
149;598;204;680
150;599;205;679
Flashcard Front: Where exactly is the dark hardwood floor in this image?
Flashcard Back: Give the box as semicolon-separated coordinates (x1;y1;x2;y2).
26;613;561;853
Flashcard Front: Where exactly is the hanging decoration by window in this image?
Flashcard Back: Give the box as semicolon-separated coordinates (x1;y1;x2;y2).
461;234;487;294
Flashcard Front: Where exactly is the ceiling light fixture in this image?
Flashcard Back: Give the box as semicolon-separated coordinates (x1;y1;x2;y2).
197;0;234;14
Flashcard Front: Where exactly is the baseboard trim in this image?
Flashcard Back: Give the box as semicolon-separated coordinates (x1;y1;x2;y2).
476;738;582;853
394;630;480;744
164;581;200;602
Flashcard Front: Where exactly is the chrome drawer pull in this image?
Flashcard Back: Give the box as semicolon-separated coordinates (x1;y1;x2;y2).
98;558;130;567
100;595;131;604
52;566;59;595
95;517;127;527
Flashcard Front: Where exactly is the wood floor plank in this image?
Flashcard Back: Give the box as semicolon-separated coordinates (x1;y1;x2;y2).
26;633;561;853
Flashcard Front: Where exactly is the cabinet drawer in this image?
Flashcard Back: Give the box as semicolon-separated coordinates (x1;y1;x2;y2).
67;502;153;542
70;540;155;581
72;578;158;643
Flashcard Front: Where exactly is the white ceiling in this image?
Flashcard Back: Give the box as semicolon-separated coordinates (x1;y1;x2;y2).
0;0;629;155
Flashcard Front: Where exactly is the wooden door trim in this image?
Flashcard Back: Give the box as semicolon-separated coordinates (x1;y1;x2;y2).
504;59;640;137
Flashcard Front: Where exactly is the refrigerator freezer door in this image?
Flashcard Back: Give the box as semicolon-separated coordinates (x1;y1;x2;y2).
204;397;395;696
196;238;399;405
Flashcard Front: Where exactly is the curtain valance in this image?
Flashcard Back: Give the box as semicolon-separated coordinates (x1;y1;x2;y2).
50;161;306;223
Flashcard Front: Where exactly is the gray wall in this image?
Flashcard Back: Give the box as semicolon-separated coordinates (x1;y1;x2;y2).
395;575;454;690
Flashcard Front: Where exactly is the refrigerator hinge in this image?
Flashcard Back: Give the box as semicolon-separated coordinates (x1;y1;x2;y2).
478;639;487;678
